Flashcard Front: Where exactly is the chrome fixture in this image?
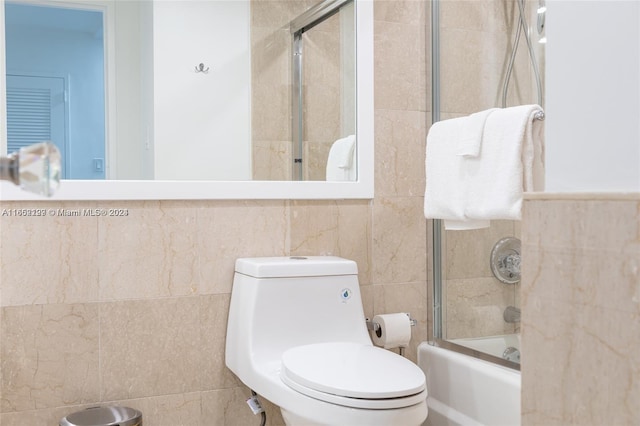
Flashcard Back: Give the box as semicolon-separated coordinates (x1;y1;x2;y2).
366;313;417;336
502;0;543;107
194;63;210;73
490;237;522;284
537;0;546;35
503;306;521;323
502;346;521;363
366;313;417;357
0;142;61;196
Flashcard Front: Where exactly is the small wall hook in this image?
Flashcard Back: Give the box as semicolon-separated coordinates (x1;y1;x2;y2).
195;63;210;73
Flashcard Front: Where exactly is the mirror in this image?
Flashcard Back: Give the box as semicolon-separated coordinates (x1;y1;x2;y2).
0;0;373;200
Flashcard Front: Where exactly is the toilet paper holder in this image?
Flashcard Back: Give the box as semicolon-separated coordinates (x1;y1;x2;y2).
366;313;417;336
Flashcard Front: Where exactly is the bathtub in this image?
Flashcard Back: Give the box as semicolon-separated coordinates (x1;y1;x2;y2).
417;340;521;426
449;334;521;361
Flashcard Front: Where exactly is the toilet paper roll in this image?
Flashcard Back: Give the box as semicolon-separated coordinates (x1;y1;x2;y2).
372;313;412;349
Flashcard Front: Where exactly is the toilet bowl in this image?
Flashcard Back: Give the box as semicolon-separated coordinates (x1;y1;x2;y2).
225;256;428;426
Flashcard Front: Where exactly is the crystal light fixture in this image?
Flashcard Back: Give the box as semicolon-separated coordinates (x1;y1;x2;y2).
0;142;61;196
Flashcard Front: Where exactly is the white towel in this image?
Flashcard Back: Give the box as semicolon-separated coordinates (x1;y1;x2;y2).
456;108;498;157
326;135;356;181
424;105;544;229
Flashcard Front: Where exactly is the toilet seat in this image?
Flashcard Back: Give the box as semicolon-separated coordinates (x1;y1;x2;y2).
280;342;427;410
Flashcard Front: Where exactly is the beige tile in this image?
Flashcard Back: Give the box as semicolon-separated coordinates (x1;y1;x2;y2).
251;26;290;86
444;220;516;280
374;109;427;198
521;295;640;426
1;304;99;412
2;393;202;426
440;0;516;33
251;24;291;143
360;284;374;322
113;392;202;426
445;276;516;340
251;83;291;143
197;201;289;295
522;200;640;313
439;23;533;114
303;22;341;88
371;197;427;285
304;80;342;143
250;1;314;28
0;201;99;306
289;200;372;286
523;200;639;253
522;198;640;426
440;50;502;114
374;0;426;26
440;0;488;31
201;387;274;426
372;282;428;364
200;294;240;391
100;297;202;401
1;404;95;426
304;139;334;182
374;20;427;111
98;201;198;301
252;141;292;181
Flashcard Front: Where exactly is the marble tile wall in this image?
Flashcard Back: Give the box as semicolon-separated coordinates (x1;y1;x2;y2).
0;1;429;425
521;195;640;425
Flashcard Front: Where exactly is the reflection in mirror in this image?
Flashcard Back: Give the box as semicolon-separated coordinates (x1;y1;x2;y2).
2;0;357;182
288;0;356;182
4;2;105;180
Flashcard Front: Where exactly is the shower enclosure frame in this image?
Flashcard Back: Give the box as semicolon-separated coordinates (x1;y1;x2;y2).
429;0;520;371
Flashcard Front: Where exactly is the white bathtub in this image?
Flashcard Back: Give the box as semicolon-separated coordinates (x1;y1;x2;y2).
417;341;521;426
449;334;520;361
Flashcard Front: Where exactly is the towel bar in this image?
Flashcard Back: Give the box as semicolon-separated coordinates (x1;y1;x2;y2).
534;111;545;121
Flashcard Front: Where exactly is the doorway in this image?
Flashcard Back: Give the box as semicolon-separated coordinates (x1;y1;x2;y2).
4;1;106;179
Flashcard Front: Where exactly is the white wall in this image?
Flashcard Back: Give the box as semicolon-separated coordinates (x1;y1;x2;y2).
545;0;640;192
112;0;154;180
152;0;251;181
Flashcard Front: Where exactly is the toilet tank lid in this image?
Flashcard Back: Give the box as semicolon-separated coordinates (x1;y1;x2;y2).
235;256;358;278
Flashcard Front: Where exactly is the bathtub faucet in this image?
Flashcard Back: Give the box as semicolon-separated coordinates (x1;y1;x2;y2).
503;306;520;323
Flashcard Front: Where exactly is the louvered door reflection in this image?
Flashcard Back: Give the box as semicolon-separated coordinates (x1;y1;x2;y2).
6;74;67;178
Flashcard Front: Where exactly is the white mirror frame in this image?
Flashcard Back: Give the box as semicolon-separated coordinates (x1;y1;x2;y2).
0;0;373;200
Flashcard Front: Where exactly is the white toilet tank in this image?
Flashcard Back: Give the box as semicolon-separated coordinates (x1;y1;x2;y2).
226;256;372;376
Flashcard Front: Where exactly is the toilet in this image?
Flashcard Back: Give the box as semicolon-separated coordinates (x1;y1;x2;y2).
225;256;428;426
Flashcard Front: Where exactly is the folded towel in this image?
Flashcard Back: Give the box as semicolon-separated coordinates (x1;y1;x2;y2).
423;115;468;222
326;134;356;181
456;108;498;157
444;219;490;230
424;105;544;229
